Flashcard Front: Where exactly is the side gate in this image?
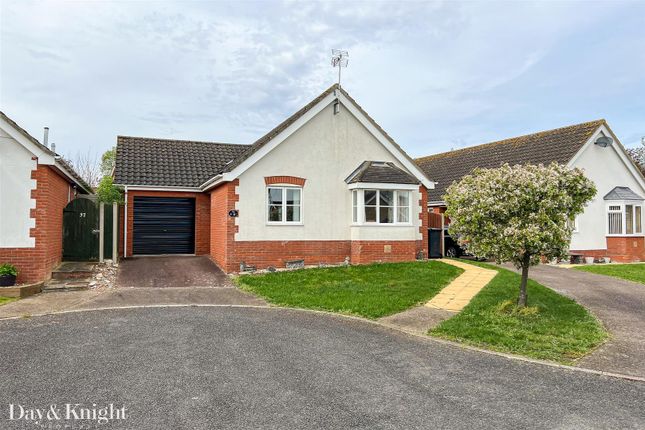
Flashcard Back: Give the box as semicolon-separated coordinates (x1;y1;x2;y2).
63;198;117;262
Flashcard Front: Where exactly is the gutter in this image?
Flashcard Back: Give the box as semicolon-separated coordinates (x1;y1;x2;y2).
113;184;202;193
200;174;225;191
53;157;93;194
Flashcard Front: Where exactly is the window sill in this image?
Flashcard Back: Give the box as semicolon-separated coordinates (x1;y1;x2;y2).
266;222;304;226
351;223;414;227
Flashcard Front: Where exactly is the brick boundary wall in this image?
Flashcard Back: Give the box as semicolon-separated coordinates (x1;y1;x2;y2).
119;190;210;257
264;176;306;186
0;166;73;283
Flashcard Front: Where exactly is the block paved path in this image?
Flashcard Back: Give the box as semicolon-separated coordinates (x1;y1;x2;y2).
425;259;497;312
380;259;496;333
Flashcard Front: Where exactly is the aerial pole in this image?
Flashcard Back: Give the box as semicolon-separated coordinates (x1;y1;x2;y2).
331;49;349;87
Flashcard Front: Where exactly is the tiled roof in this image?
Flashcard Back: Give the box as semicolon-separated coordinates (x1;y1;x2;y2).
604;186;644;201
415;119;606;202
346;161;419;185
0;111;93;193
114;136;251;187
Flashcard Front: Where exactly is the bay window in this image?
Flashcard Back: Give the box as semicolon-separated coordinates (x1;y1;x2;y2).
351;189;412;224
607;203;643;235
268;186;302;224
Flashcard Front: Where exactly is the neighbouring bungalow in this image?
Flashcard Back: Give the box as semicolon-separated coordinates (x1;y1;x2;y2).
0;112;93;283
113;84;434;272
416;120;645;263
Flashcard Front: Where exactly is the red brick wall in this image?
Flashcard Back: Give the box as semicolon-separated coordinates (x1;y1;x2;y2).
234;240;351;271
120;190;210;257
209;180;238;270
350;241;419;264
0;165;74;283
571;237;645;262
264;176;306;186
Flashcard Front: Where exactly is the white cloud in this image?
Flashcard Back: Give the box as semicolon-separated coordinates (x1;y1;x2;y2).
0;0;643;160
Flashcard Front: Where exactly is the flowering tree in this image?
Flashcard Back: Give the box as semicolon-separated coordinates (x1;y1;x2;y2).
444;163;596;306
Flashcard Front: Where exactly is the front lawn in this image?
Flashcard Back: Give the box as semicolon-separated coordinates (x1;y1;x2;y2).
430;261;608;363
0;296;17;306
236;261;463;319
573;263;645;285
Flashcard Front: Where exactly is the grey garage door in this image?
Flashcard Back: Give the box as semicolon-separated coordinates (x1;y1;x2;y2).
133;197;195;255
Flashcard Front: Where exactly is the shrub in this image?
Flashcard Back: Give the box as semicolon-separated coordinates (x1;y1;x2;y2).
0;263;18;277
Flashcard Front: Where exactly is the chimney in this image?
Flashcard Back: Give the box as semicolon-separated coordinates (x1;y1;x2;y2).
43;127;49;148
51;142;56;153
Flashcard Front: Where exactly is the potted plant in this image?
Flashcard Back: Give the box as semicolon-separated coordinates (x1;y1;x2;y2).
0;263;18;287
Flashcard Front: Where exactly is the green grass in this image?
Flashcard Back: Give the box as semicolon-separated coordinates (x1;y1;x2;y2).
0;296;17;306
236;261;463;319
430;260;608;363
573;263;645;285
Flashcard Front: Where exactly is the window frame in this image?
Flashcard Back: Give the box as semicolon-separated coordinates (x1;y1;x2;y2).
351;188;413;226
266;185;303;225
606;201;644;236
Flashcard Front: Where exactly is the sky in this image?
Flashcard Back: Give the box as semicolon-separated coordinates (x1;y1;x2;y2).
1;0;644;162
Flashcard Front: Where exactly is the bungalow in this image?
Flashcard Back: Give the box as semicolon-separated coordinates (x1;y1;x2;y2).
415;120;645;262
0;111;93;283
113;84;434;272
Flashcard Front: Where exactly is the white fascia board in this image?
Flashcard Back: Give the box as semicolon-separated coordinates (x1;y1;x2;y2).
336;92;435;190
114;185;202;192
348;182;419;190
0;116;54;163
428;201;446;207
568;124;645;193
215;92;338;184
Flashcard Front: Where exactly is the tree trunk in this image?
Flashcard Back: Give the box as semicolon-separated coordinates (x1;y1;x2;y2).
518;254;530;307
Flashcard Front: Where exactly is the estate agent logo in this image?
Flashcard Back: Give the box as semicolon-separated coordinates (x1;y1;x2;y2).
7;403;127;426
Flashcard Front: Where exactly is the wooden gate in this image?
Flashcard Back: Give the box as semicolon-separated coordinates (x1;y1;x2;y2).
63;197;100;261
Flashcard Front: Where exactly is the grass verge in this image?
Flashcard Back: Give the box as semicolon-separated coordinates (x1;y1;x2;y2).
573;263;645;285
236;261;463;319
0;296;18;307
430;260;608;363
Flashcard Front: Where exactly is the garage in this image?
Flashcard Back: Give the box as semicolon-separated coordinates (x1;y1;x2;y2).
132;197;195;255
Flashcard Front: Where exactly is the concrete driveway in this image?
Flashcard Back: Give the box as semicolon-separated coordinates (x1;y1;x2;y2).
0;307;643;429
509;264;645;379
117;256;232;288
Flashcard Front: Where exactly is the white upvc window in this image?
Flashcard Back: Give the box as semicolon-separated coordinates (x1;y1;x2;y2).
567;216;579;233
352;189;412;225
606;202;643;236
267;186;302;224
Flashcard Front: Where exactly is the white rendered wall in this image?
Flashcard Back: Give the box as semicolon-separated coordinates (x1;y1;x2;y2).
0;128;37;247
235;102;423;242
570;129;645;250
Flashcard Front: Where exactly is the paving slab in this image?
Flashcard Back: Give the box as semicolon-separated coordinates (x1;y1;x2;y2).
379;306;455;334
425;259;497;312
75;287;267;309
0;289;106;319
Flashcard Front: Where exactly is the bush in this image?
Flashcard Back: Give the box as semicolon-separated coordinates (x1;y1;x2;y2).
96;176;123;204
0;264;18;277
